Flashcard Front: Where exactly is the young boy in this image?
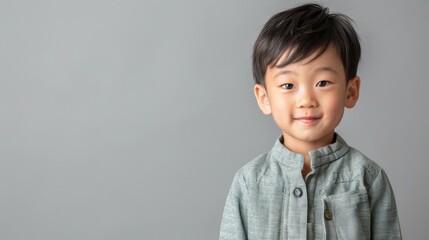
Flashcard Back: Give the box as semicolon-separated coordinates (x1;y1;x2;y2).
219;3;401;240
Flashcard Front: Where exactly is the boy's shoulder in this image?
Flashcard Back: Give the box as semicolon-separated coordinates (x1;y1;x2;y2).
343;146;383;174
338;146;385;186
232;151;273;187
237;151;272;175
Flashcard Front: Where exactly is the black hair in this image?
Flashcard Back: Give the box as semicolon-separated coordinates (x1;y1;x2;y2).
252;3;361;85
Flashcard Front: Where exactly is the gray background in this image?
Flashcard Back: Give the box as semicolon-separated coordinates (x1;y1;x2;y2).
0;0;427;239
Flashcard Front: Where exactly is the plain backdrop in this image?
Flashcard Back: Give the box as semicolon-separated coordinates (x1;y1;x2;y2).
0;0;428;239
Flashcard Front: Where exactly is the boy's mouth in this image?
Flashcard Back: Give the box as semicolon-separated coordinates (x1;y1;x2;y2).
294;116;321;125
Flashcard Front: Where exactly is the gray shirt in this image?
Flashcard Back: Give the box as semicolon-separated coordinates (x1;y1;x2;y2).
219;134;401;240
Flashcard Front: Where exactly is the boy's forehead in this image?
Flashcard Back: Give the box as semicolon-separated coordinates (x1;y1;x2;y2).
273;46;342;69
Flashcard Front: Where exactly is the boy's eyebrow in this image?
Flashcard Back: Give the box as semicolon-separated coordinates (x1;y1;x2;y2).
274;67;339;79
314;67;339;75
274;70;296;79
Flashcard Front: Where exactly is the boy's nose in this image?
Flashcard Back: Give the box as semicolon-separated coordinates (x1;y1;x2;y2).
296;90;317;108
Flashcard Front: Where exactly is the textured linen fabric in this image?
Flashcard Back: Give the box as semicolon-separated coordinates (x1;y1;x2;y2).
219;134;401;240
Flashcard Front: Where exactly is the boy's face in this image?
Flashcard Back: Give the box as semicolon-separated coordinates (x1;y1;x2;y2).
254;47;360;153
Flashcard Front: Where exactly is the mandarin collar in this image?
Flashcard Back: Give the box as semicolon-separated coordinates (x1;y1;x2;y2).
270;133;350;170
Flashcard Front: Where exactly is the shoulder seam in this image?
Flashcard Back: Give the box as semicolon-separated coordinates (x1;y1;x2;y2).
367;167;382;192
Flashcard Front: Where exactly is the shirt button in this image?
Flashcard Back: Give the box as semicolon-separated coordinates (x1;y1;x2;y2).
293;187;303;197
324;209;333;220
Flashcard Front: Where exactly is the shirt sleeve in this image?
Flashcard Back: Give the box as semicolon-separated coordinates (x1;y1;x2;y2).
368;169;402;239
219;170;249;240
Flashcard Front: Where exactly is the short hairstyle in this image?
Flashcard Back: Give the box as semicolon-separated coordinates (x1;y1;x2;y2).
252;3;361;85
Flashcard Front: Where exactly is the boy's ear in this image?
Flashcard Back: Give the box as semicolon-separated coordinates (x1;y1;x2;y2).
254;84;272;115
345;76;361;108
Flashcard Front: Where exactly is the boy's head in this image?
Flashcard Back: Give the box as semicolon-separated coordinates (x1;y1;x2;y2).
252;3;361;86
252;3;361;153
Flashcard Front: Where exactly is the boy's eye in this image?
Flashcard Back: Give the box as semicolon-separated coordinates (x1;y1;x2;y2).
316;80;330;87
281;83;294;89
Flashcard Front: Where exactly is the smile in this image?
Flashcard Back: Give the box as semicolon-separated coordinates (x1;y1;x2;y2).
295;116;321;125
